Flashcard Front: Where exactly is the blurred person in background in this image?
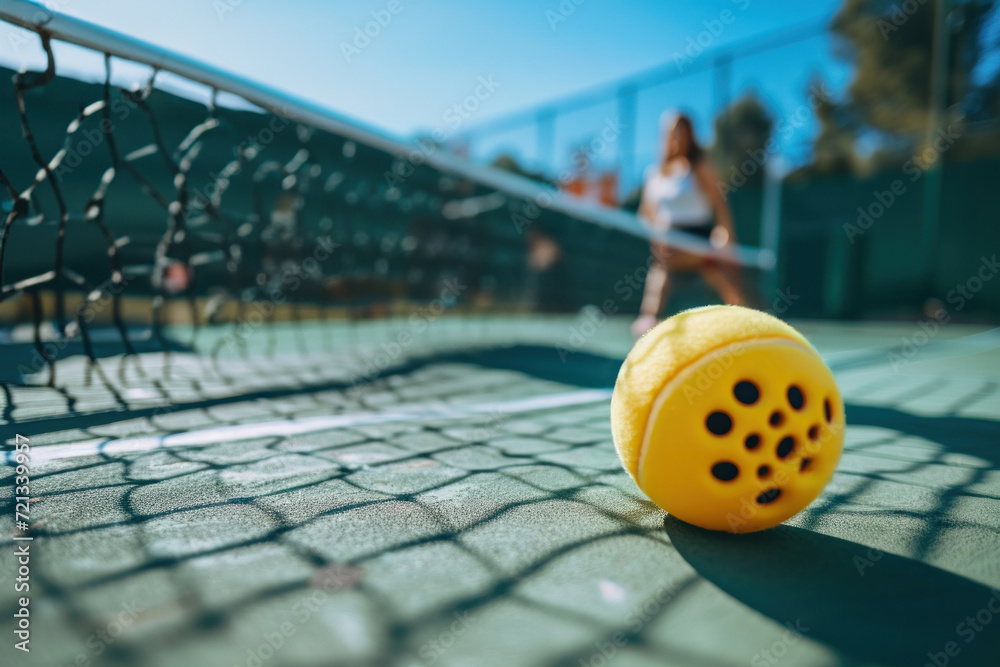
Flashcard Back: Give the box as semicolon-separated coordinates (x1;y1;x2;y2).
632;112;744;338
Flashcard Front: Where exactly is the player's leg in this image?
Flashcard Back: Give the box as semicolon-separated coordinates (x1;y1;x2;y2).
664;248;704;272
698;263;745;305
633;243;670;337
633;245;709;337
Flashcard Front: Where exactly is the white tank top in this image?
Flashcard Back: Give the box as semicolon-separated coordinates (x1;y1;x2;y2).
643;163;713;227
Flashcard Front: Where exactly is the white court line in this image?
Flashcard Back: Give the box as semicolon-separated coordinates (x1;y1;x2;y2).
6;389;614;466
10;327;999;467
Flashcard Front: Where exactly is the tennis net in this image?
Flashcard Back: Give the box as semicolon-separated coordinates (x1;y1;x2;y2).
0;0;773;393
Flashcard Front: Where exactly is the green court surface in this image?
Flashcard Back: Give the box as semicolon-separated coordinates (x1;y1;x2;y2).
2;316;1000;667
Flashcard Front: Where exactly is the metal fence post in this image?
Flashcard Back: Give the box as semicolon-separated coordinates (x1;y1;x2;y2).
617;85;637;199
537;108;556;176
921;0;951;296
713;54;732;153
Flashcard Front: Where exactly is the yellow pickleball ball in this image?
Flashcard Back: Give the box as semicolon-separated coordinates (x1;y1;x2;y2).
611;305;844;533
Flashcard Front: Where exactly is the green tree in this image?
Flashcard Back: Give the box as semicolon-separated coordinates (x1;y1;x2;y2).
490;153;551;185
809;0;1000;172
710;94;774;186
792;77;861;179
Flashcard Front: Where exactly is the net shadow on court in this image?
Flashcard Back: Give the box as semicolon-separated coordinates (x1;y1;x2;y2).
1;340;687;666
2;335;999;666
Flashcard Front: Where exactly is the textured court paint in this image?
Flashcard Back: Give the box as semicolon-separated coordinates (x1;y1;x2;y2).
12;326;997;468
5;388;613;465
3;320;1000;667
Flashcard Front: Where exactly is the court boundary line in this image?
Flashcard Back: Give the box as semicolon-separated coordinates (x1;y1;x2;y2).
4;388;614;466
6;327;998;466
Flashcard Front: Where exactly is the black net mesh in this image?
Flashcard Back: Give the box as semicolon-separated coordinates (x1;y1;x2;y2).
0;29;665;393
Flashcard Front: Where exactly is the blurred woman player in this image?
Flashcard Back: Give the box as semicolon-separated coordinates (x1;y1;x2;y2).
632;112;744;338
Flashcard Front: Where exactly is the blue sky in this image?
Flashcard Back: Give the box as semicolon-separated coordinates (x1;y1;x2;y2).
0;0;851;182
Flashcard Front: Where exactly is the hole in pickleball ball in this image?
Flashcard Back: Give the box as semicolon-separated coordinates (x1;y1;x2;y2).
757;464;771;478
756;488;782;504
706;411;733;436
824;398;833;423
769;410;784;427
776;436;795;459
711;461;739;481
745;434;760;450
787;385;805;410
734;380;759;405
808;425;820;441
800;457;813;472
